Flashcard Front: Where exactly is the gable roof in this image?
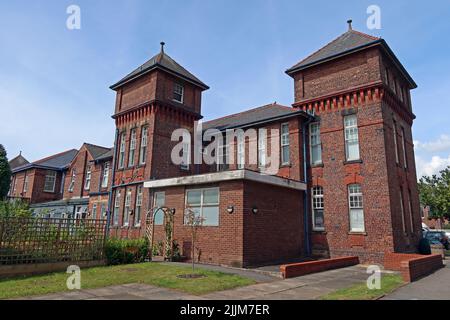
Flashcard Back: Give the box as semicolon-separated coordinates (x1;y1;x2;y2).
202;103;310;131
84;143;111;160
286;28;417;88
13;149;78;173
93;147;114;162
110;45;209;91
9;153;29;170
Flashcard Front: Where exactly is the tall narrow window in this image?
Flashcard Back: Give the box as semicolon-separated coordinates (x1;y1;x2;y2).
181;131;190;170
68;169;76;192
348;184;364;232
84;165;91;190
401;127;408;169
153;192;165;225
281;123;290;165
92;203;97;219
123;189;132;226
216;136;229;172
44;171;57;192
258;129;267;168
393;120;399;164
385;67;390;86
344;115;360;161
237;131;245;169
312;186;325;231
139;126;148;165
101;162;110;188
113;190;121;226
23;174;29;193
310;123;322;165
173;83;184;103
118;132;126;169
399;187;406;233
128;129;137;167
135;185;143;226
100;203;106;218
408;189;414;232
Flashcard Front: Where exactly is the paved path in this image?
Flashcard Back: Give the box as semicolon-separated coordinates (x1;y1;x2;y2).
383;260;450;300
19;265;372;300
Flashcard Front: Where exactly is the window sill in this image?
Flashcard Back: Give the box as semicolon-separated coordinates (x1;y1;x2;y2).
348;231;367;236
311;163;324;168
343;159;363;165
312;229;327;234
280;163;291;168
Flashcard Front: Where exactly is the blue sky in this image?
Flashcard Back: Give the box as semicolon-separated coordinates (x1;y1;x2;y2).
0;0;449;178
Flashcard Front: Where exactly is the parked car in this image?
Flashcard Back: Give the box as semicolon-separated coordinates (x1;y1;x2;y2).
422;223;430;233
423;230;449;250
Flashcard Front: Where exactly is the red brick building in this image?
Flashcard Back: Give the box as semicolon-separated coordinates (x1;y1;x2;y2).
10;23;422;267
106;23;422;266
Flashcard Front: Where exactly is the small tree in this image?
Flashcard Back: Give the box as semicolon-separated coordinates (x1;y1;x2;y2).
0;144;11;200
418;166;450;222
184;207;205;273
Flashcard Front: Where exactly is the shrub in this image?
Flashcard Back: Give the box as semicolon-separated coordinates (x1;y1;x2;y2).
418;238;431;255
104;238;149;265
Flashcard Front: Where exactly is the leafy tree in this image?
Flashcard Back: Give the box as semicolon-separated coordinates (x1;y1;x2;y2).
418;166;450;221
0;200;33;218
0;144;11;200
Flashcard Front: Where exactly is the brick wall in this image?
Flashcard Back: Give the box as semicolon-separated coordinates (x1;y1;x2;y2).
384;252;444;282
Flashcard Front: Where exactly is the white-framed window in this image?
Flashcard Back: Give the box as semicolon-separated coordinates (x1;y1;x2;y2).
216;135;229;172
101;162;110;188
92;203;97;219
399;187;406;233
84;165;91;190
153;191;165;226
393;120;399;164
123;188;132;226
258;129;267;168
113;190;121;226
23;174;29;193
181;131;190;170
344;115;360;161
401;127;408;169
135;185;143;226
310;123;322;165
44;170;57;193
312;186;324;231
68;169;76;192
173;83;184;103
118;132;126;169
139;126;148;165
100;203;106;218
281;123;290;165
185;187;219;226
237;131;245;169
128;128;137;167
348;184;364;232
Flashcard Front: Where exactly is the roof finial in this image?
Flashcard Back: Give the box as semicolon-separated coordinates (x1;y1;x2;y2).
19;151;22;156
160;41;165;54
347;19;353;31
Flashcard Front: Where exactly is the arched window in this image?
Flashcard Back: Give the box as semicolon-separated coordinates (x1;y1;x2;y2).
312;186;324;231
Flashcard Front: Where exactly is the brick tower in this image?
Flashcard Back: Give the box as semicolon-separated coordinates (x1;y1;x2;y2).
108;43;209;237
286;21;421;263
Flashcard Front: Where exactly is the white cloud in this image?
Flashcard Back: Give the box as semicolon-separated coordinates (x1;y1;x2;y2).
414;134;450;153
415;154;450;179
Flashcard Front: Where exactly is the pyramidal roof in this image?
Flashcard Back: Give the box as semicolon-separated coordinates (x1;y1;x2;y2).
9;153;29;170
287;27;380;74
110;43;209;90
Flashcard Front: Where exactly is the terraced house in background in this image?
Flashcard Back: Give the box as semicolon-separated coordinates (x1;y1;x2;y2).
8;22;422;267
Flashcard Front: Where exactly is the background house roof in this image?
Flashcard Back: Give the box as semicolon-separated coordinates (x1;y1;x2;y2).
84;143;111;160
202;103;305;131
93;147;114;162
110;43;209;90
13;149;78;173
9;153;29;170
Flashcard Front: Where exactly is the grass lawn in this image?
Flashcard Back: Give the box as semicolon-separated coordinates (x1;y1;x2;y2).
320;274;404;300
0;263;255;299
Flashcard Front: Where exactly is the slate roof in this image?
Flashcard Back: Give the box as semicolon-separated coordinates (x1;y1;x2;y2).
286;29;380;74
9;154;29;170
202;103;309;131
110;45;209;90
84;143;111;160
93;147;114;162
13;149;78;173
